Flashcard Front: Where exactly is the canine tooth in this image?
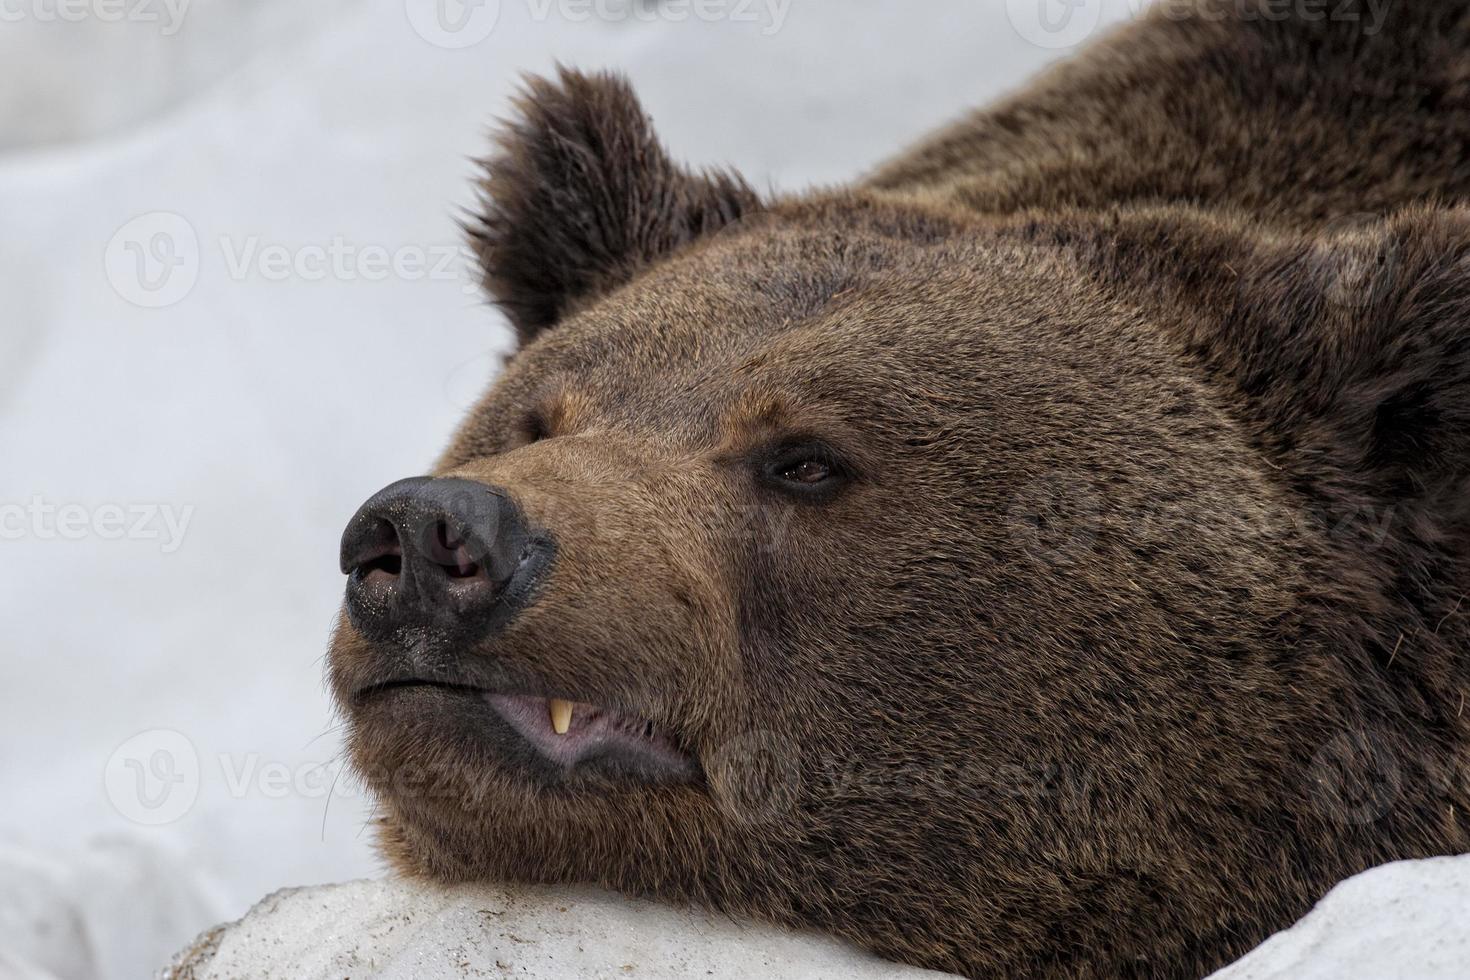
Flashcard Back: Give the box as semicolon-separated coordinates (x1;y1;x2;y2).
549;698;573;735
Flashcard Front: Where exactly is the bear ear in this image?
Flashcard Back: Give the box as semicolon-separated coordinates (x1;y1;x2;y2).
465;67;761;345
1208;211;1470;488
1080;208;1470;532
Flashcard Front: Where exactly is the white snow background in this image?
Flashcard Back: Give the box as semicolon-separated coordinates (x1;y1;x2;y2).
3;2;1464;978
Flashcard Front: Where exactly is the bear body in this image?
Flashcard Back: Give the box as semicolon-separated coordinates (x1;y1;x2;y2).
330;2;1470;977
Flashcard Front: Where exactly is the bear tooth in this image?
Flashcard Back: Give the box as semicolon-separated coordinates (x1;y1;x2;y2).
549;698;573;735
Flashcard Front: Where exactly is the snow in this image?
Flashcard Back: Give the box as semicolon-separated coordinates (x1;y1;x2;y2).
1207;855;1470;980
161;877;953;979
155;855;1470;979
148;855;1470;979
0;836;227;980
3;0;1463;977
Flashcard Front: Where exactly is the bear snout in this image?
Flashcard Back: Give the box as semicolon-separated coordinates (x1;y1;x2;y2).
339;476;554;644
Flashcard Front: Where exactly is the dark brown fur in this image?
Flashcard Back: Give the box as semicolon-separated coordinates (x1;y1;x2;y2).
330;2;1470;976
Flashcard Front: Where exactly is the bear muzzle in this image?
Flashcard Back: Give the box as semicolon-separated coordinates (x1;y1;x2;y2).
337;473;704;782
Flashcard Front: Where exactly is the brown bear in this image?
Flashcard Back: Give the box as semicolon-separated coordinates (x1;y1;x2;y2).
328;1;1470;977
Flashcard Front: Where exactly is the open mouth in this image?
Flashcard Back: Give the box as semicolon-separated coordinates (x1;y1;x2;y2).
355;679;698;781
485;692;698;779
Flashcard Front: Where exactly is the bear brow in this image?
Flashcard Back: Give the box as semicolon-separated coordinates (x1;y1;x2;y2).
715;391;798;455
530;386;596;439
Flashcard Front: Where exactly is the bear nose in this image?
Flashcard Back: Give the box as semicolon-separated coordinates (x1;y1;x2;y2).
339;476;551;643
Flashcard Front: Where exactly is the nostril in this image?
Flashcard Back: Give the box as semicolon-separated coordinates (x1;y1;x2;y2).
431;521;482;579
362;551;403;580
347;518;403;584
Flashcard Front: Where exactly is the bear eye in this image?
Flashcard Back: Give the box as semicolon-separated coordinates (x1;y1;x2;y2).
758;441;851;500
781;459;831;484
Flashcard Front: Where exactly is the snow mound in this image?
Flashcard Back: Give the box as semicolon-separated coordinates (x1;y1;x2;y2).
165;855;1470;979
162;878;954;980
1208;854;1470;980
0;835;225;980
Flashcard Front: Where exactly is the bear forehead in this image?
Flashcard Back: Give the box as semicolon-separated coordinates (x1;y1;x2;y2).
474;214;1149;439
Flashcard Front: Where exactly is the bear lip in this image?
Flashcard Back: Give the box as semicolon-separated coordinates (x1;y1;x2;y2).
351;677;699;780
484;692;698;777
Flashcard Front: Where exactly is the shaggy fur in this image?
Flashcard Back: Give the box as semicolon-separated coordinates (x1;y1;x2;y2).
330;2;1470;977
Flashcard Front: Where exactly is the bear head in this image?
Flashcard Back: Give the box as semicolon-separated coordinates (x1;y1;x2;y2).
328;69;1470;978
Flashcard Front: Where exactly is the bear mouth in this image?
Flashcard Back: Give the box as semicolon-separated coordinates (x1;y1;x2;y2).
484;692;697;776
354;679;700;782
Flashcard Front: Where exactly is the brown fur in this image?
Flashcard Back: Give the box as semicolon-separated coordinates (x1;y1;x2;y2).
330;2;1470;976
